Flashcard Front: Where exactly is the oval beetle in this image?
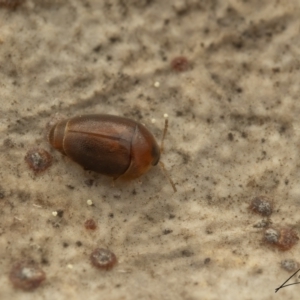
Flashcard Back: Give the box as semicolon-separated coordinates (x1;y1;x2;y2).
48;114;176;192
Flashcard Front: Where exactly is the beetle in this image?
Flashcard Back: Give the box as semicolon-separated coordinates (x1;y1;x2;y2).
48;114;176;191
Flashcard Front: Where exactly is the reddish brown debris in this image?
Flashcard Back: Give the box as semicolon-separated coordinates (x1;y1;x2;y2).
9;261;46;291
277;228;299;251
84;219;97;230
264;227;299;251
25;148;52;174
171;56;190;72
90;248;117;270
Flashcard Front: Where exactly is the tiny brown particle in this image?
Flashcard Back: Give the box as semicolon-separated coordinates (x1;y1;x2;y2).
277;228;299;251
90;248;117;270
171;56;190;72
9;261;46;291
25;148;52;174
84;219;97;230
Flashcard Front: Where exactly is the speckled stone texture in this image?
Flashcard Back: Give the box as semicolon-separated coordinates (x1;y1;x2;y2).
1;1;300;299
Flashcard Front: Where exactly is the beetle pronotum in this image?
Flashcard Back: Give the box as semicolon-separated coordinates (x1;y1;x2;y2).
48;114;176;192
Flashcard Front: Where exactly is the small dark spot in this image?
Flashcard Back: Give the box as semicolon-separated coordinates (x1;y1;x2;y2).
206;195;212;202
171;56;190;72
90;248;117;270
106;55;113;61
66;185;75;190
109;213;114;218
84;179;94;187
93;44;101;52
176;111;183;117
145;214;154;222
0;189;5;199
25;148;52;174
228;132;234;141
109;36;121;43
261;138;265;143
279;125;287;134
40;258;48;265
163;229;173;235
179;152;190;164
204;258;211;264
63;242;69;248
232;40;244;49
18;191;30;203
83;1;90;8
51;220;61;228
285;179;289;185
56;210;64;218
241;132;247;138
169;214;175;219
9;261;46;291
76;241;82;247
181;249;193;257
84;219;97;230
175;4;188;16
132;189;137;195
272;67;280;73
236;87;243;93
3;138;14;148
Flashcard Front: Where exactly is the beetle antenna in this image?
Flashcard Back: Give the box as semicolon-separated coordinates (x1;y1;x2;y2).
160;114;169;153
159;161;177;192
158;114;177;192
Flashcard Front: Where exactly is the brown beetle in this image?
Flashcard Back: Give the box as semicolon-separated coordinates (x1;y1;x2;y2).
48;114;176;191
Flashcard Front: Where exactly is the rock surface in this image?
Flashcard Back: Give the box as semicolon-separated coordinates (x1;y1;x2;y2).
1;1;300;299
